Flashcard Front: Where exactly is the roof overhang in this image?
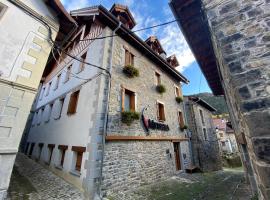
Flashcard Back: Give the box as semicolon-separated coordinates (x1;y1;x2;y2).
169;0;224;94
188;96;217;112
71;5;189;83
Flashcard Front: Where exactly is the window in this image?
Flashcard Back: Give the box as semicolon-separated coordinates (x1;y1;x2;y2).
178;111;185;128
58;145;68;167
121;88;136;111
72;146;86;172
78;52;87;72
157;102;165;121
45;103;53;122
0;3;8;20
67;90;80;115
65;65;72;82
29;143;35;157
155;72;161;85
175;86;182;97
203;128;207;140
46;82;52;96
55;73;61;90
199;109;205;126
125;49;134;66
25;142;30;155
47;144;55;164
38;143;44;160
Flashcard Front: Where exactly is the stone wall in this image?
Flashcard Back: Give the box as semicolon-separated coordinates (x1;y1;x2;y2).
184;99;222;172
201;0;270;199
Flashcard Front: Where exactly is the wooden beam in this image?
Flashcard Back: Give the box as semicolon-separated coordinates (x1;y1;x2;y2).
106;135;188;141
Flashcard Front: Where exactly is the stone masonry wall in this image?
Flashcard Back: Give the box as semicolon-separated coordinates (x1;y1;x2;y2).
201;0;270;199
184;99;222;172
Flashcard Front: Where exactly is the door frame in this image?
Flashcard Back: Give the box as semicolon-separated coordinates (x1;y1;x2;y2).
173;142;182;171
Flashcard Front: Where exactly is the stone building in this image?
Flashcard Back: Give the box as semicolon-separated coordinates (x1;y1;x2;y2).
25;4;191;199
184;96;222;172
214;118;238;154
0;0;75;199
170;0;270;199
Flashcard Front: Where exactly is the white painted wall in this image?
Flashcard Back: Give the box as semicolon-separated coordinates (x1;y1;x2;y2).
0;0;58;82
27;28;106;184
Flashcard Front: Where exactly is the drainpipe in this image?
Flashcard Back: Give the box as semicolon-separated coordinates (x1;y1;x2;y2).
98;21;122;199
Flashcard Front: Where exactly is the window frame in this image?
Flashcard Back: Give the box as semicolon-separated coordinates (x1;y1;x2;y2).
155;71;161;85
156;101;166;122
121;87;136;112
178;110;185;129
71;146;86;173
67;90;80;115
124;48;134;66
174;85;182;98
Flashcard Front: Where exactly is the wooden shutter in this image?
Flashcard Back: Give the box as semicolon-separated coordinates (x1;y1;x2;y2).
75;152;83;171
121;88;125;111
67;91;80;114
130;93;135;111
160;104;165;121
125;50;130;66
130;53;134;66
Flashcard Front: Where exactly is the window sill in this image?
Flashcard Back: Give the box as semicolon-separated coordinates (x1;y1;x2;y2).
69;170;81;177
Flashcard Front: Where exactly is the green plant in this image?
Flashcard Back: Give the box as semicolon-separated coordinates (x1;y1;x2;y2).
175;96;183;103
121;111;140;125
180;125;188;131
123;65;139;78
156;84;166;94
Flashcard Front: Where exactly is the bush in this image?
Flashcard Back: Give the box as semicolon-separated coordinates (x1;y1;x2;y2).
123;65;139;78
175;96;183;103
180;125;188;131
156;84;166;94
121;111;140;125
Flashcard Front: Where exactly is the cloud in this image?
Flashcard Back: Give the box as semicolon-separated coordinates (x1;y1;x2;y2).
60;0;90;11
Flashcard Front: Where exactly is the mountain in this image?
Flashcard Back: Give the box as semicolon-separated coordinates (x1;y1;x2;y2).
193;93;228;115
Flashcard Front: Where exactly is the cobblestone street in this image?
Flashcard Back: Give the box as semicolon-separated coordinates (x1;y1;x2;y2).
7;153;84;200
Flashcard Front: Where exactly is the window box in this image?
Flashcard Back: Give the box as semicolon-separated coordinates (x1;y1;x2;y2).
123;65;139;78
156;84;166;94
175;96;183;103
121;111;140;126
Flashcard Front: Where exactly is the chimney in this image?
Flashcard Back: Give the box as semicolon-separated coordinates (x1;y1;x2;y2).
166;55;179;68
110;4;136;29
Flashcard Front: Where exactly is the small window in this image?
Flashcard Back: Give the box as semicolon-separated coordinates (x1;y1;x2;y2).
55;74;61;90
175;86;182;97
46;82;52;96
58;145;68;167
78;53;87;72
29;143;35;157
124;49;134;66
72;146;86;173
38;143;44;160
199;109;205;126
155;72;161;85
0;3;8;20
25;142;30;155
157;102;165;121
203;128;207;140
67;90;80;115
65;65;72;82
47;144;55;164
178;111;185;128
121;88;136;111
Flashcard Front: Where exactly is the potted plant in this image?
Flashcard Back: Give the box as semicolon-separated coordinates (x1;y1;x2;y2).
156;84;166;94
121;111;140;126
180;125;188;131
175;96;183;103
123;65;139;78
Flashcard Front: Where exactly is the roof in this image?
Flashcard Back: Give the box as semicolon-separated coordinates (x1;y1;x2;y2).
169;0;224;95
167;54;179;68
70;5;189;83
145;36;166;54
187;96;217;112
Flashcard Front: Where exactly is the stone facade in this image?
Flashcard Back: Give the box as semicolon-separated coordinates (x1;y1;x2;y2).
184;97;222;172
199;0;270;199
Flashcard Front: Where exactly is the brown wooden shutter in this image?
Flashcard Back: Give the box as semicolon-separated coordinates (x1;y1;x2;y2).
156;102;160;120
130;53;134;66
125;50;130;66
130;93;135;111
67;91;80;114
121;87;125;111
160;104;165;121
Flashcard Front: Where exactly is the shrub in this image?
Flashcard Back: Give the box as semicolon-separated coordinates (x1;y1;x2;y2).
123;65;139;78
175;96;183;103
180;125;188;131
121;111;140;125
156;84;166;94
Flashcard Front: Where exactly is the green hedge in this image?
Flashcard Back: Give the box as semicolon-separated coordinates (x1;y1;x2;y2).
123;65;139;78
175;96;183;103
121;111;140;125
156;84;166;94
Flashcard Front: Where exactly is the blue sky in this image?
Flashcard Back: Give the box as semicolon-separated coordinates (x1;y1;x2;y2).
60;0;212;95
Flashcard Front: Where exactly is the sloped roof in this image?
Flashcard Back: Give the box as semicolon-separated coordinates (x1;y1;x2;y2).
187;96;217;112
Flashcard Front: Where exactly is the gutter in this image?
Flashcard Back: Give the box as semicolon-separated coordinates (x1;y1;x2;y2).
98;21;122;199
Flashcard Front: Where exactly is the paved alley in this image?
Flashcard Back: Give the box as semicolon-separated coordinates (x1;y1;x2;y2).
7;153;84;200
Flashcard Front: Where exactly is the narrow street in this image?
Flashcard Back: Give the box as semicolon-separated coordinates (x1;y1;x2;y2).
7;154;253;200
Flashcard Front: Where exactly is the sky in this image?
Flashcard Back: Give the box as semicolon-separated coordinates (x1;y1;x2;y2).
60;0;212;95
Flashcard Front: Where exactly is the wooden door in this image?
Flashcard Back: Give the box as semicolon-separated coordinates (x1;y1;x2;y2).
173;142;181;170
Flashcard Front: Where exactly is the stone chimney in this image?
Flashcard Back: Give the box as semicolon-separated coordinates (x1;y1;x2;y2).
110;4;136;29
145;36;166;57
167;54;179;68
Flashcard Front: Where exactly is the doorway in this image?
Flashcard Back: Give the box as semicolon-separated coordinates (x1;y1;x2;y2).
173;142;181;170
